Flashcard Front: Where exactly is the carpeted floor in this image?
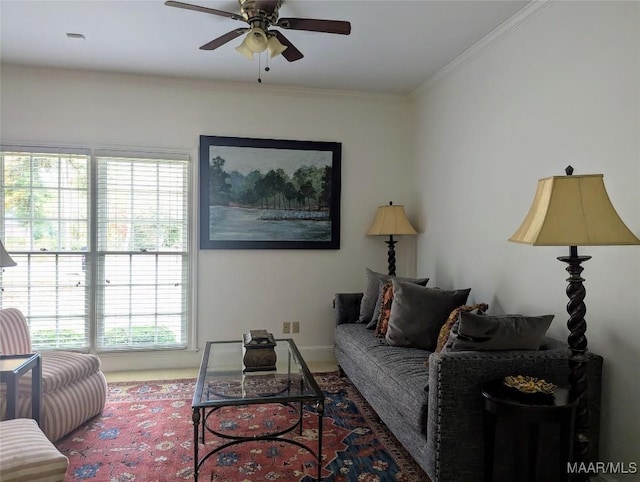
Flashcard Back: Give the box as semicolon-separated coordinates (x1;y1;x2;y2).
56;372;428;481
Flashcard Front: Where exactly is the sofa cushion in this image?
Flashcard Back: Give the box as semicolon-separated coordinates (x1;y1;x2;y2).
0;418;69;481
5;371;108;442
357;268;428;324
336;322;386;353
444;312;553;352
335;323;430;430
385;280;471;350
17;351;102;394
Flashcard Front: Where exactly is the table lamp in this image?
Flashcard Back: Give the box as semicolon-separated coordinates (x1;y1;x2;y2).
366;202;418;276
1;240;16;268
1;240;16;301
509;166;640;480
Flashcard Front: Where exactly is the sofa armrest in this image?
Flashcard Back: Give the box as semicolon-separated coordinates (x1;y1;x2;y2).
426;344;602;481
334;293;363;325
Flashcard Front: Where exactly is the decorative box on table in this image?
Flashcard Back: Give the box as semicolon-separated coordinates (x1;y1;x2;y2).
242;330;277;372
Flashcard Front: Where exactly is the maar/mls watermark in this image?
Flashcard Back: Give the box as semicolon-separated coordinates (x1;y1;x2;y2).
567;461;638;475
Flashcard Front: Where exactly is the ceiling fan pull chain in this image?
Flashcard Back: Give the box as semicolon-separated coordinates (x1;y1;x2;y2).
257;53;271;83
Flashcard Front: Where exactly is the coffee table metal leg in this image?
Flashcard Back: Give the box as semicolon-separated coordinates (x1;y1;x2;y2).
317;400;324;482
192;407;200;481
201;408;206;444
299;401;303;435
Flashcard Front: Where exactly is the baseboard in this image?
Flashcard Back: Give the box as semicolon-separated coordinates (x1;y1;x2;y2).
297;344;335;363
99;349;202;373
99;344;335;373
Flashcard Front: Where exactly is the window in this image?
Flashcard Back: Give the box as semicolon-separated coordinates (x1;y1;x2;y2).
1;147;191;352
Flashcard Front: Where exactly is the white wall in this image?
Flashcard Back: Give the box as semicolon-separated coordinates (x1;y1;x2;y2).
0;65;417;369
3;0;638;469
412;1;639;475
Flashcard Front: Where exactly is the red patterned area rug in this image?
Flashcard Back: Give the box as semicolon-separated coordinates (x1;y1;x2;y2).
56;372;428;482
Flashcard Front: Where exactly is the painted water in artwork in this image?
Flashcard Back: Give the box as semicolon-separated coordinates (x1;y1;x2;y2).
209;206;331;241
205;144;334;242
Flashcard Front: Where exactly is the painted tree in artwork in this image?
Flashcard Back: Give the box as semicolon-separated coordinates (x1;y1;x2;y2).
208;156;232;206
219;159;333;213
319;165;333;212
282;181;298;210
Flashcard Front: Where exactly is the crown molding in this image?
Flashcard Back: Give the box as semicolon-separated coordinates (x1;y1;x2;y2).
1;62;406;103
410;1;556;98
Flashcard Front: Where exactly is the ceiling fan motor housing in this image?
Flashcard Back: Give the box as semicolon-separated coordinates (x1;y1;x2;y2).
239;0;281;27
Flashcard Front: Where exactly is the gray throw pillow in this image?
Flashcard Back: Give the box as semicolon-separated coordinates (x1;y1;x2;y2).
444;311;553;352
385;280;471;350
357;268;428;324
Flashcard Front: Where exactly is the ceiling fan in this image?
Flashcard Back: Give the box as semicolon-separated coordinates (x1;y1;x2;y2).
165;0;351;62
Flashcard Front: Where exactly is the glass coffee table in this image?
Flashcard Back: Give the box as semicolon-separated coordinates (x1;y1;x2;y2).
192;339;325;481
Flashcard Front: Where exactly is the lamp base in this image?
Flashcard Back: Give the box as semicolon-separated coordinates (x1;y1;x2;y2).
558;248;591;481
385;236;397;276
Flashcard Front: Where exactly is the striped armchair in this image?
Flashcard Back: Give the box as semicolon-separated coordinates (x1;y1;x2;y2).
0;308;107;442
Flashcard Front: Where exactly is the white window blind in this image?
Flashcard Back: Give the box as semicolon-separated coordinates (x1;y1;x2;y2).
95;155;189;350
1;148;191;352
1;150;91;349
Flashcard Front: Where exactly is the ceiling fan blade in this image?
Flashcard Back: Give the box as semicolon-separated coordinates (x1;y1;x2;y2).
276;18;351;35
274;31;303;62
165;1;244;22
200;28;248;50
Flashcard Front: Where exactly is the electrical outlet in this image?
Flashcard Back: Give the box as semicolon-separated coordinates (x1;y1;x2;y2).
292;321;300;334
282;321;291;334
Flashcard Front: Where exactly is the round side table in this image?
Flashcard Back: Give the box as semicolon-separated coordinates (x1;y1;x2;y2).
482;379;577;482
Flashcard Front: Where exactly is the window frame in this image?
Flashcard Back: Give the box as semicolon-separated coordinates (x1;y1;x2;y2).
1;144;196;354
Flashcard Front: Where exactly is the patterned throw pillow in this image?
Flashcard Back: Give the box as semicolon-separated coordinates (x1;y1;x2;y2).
366;280;389;329
427;303;489;364
374;281;394;338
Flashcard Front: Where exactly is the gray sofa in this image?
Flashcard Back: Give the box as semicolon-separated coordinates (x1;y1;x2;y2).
333;292;603;482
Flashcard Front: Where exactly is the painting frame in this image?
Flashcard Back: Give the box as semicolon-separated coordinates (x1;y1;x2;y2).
199;135;341;250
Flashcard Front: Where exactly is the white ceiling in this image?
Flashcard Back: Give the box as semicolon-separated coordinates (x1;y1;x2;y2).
0;0;529;95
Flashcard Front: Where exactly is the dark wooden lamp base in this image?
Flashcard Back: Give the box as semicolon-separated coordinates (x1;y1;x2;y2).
558;245;591;482
385;235;397;276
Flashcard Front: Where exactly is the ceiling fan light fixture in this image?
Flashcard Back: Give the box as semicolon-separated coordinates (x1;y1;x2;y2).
267;35;287;58
235;38;255;59
245;27;268;52
235;27;269;60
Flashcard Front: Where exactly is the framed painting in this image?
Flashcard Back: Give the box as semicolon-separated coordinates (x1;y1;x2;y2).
199;135;341;249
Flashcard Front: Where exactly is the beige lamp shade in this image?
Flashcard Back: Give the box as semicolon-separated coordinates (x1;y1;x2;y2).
235;39;255;60
367;203;418;236
267;35;287;58
509;173;640;246
0;240;17;267
235;27;269;60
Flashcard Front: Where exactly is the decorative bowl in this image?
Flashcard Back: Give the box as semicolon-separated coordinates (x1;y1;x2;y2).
503;375;557;399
